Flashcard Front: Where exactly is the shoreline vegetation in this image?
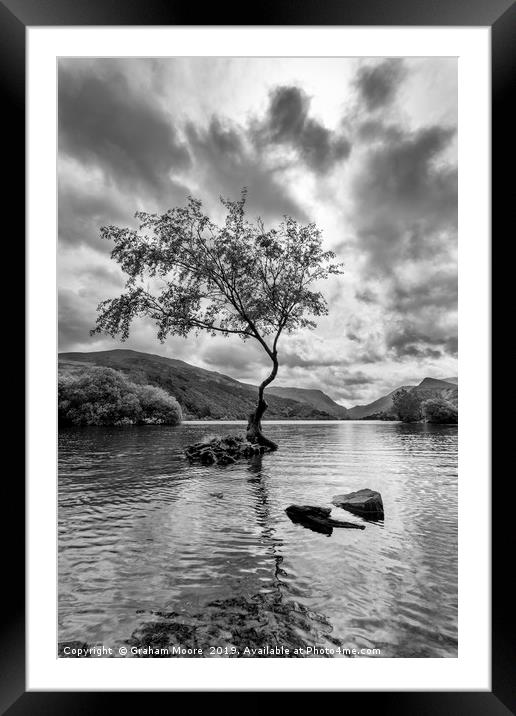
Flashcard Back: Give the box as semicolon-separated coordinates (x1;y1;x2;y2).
58;366;182;427
58;349;458;427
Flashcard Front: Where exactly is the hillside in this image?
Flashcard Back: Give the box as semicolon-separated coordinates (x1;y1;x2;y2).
347;386;413;420
417;377;457;392
347;377;458;419
58;349;458;422
58;350;337;421
267;386;348;418
413;378;458;406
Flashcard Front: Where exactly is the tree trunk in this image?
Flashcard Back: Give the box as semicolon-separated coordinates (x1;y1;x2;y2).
246;355;279;451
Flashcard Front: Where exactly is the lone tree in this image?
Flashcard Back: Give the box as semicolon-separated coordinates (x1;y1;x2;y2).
91;189;343;450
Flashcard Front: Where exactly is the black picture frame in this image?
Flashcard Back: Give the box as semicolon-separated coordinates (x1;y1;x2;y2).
5;0;511;710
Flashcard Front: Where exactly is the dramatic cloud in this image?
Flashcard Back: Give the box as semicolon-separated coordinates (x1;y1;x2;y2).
351;124;457;270
185;117;308;223
386;323;458;360
58;173;132;250
346;120;457;366
58;57;458;404
390;270;457;314
58;289;97;348
59;64;191;199
355;59;406;111
254;86;351;173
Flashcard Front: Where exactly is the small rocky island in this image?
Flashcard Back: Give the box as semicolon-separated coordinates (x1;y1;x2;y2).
185;434;274;465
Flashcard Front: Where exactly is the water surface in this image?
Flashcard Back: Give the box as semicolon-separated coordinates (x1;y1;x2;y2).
58;421;457;657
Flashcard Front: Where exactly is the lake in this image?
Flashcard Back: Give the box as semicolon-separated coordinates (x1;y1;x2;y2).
58;421;458;658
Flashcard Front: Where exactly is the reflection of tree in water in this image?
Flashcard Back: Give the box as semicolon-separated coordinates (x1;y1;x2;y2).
245;455;288;593
125;455;340;658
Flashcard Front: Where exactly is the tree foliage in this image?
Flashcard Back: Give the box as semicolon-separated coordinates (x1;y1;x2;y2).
58;367;182;426
91;189;343;447
392;388;423;423
421;397;458;424
92;189;343;351
393;388;458;424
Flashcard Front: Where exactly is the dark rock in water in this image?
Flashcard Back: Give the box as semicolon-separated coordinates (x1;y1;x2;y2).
185;434;272;466
217;453;236;465
287;505;331;520
209;492;224;499
286;505;333;535
332;488;384;520
285;505;365;535
199;449;216;465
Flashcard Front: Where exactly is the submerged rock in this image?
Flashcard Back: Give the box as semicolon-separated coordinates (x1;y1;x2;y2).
332;488;384;520
126;592;341;657
185;434;272;466
285;505;365;535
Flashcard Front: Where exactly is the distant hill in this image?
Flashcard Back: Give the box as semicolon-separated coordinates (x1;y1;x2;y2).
417;377;457;391
267;386;348;418
347;377;458;419
413;378;458;406
58;350;337;421
440;376;458;385
58;349;458;422
346;386;414;419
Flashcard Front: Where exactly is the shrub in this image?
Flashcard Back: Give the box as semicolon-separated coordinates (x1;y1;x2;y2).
135;384;182;424
58;367;182;426
421;398;458;424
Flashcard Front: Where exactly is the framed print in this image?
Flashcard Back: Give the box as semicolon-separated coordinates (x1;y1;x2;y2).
4;0;511;708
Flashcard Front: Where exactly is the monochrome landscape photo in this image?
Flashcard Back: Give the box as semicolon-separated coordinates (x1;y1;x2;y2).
58;56;458;659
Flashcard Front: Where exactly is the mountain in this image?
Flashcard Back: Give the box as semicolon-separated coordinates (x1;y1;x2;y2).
347;377;458;419
58;349;458;422
346;386;414;419
440;376;458;385
417;377;457;391
267;386;348;418
58;349;338;421
413;377;458;406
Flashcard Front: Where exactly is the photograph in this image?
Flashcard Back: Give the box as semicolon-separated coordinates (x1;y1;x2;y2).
57;55;459;660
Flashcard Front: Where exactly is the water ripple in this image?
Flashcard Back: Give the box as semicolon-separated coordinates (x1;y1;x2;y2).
59;421;457;657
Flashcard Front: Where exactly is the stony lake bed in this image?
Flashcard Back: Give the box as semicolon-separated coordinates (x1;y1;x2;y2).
58;420;458;658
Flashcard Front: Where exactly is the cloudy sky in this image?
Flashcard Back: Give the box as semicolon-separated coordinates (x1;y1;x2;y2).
58;57;457;406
